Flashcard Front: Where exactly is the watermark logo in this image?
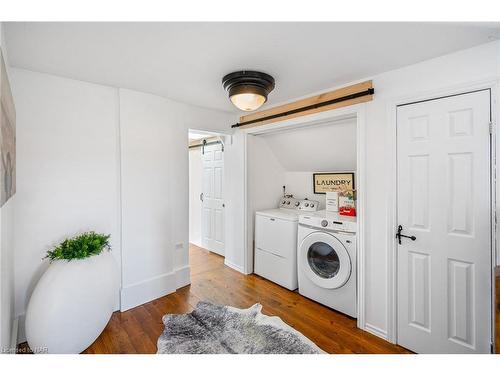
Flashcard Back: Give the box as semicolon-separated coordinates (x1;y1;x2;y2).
1;346;48;354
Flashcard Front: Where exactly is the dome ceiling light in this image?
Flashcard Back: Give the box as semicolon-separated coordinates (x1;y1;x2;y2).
222;71;275;112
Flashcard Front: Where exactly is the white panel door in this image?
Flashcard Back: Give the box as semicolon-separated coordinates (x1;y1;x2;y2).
397;90;491;353
201;143;225;256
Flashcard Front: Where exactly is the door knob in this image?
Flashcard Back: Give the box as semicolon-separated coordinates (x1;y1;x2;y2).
396;225;416;245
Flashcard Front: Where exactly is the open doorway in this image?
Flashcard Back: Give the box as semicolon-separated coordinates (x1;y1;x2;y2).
188;130;226;258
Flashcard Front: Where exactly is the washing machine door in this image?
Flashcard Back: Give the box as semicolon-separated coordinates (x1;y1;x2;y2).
299;231;351;289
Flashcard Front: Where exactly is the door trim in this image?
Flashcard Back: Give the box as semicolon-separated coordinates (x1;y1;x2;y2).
386;79;499;347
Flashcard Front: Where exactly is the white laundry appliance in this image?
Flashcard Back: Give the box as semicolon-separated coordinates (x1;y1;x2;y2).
297;210;357;317
254;197;319;290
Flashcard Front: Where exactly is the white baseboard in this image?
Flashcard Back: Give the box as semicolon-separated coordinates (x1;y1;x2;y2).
364;323;388;340
175;265;191;289
10;317;19;351
224;259;246;274
120;271;176;311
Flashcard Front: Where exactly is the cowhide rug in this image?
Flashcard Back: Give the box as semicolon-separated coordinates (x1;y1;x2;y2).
157;301;324;354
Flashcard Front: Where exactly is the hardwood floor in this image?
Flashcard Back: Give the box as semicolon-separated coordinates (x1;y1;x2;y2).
496;267;500;354
17;245;499;354
79;244;409;354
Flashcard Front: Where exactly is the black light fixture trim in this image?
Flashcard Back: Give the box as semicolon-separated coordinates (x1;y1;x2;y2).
231;88;374;128
222;71;275;108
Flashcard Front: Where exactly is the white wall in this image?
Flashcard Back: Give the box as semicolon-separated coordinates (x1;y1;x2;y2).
0;22;16;352
0;22;17;349
223;132;248;272
245;135;286;273
10;69;122;334
118;88;234;310
119;89;175;310
9;70;235;330
244;40;500;340
0;198;14;351
189;148;202;247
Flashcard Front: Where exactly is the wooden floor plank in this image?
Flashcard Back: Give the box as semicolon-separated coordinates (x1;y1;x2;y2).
27;243;411;354
496;267;499;354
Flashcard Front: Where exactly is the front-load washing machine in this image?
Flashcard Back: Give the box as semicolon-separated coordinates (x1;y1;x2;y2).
297;210;357;317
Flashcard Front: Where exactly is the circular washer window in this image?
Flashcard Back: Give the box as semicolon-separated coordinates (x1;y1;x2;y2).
299;231;351;289
307;242;340;279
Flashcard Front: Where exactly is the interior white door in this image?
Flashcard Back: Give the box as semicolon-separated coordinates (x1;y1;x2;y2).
201;143;225;256
396;90;492;353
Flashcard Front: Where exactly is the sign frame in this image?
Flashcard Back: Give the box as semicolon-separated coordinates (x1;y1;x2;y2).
313;172;355;195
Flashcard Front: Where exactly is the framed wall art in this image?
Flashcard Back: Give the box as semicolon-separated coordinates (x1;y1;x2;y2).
0;49;16;207
313;172;354;194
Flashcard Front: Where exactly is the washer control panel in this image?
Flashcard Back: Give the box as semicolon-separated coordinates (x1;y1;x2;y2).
299;213;357;233
279;198;319;212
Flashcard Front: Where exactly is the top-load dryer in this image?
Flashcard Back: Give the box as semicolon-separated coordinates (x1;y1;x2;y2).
254;197;319;290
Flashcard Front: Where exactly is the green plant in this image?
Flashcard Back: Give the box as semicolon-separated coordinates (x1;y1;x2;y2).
44;232;111;262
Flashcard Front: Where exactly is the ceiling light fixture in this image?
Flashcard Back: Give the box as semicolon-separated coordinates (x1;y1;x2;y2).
222;71;275;112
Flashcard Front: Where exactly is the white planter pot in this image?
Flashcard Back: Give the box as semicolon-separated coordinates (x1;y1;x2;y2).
25;251;119;353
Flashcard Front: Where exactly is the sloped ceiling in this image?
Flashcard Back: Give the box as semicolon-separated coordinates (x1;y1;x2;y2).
258;119;357;172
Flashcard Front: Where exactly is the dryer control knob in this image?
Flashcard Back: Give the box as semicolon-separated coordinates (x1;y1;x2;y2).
321;220;328;227
295;202;300;206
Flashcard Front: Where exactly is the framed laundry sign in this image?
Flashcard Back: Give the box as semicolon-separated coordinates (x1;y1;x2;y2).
313;172;355;194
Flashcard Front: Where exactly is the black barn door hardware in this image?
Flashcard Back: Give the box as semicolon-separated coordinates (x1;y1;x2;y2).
396;225;416;245
189;139;223;151
231;88;374;128
202;139;207;154
189;138;225;153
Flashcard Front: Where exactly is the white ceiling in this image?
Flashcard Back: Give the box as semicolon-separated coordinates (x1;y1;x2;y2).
4;22;500;113
188;132;210;141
